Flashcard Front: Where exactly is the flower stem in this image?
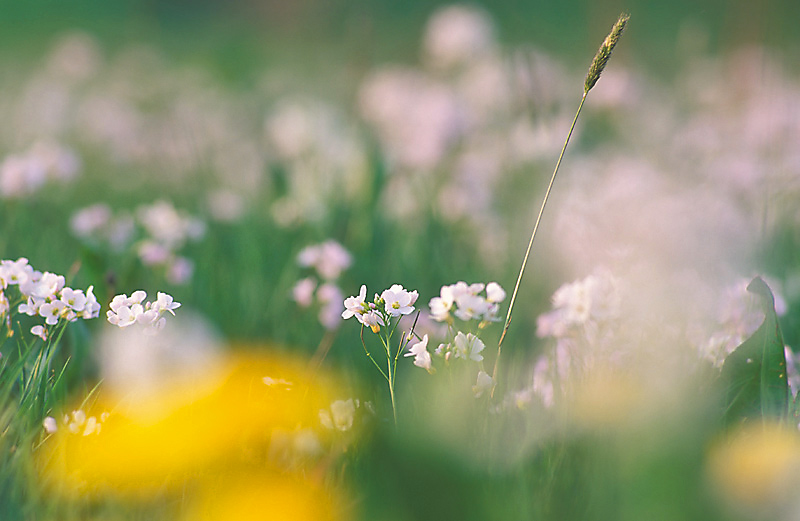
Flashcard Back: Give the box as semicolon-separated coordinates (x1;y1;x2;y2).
387;352;398;427
491;92;588;397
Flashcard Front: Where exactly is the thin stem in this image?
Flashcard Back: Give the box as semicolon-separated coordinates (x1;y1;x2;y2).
360;326;389;383
387;352;397;427
491;92;588;396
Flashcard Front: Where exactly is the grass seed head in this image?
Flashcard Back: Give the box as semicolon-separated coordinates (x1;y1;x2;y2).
585;13;630;93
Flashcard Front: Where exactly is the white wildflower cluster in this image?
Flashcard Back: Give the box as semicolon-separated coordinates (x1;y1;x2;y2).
0;140;80;198
43;409;109;436
536;269;621;340
429;281;506;324
401;280;506;398
292;240;352;330
264;99;368;227
0;257;100;340
342;284;419;334
106;290;180;334
70;203;135;251
70;200;205;284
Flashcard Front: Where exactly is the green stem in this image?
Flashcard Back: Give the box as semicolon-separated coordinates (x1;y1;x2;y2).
491;92;588;396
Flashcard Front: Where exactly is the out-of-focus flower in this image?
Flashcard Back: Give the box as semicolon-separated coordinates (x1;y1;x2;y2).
472;370;493;397
38;351;343;499
319;399;357;432
405;334;433;372
316;283;344;331
707;422;800;518
429;281;505;323
536;269;621;339
297;241;352;281
422;4;495;70
0;141;80;198
453;331;485;362
292;278;317;308
43;410;109;437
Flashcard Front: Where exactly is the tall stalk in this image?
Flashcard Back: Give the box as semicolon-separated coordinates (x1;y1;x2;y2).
491;13;630;394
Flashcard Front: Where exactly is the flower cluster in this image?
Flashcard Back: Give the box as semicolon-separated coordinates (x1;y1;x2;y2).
342;284;419;333
0;140;80;199
536;269;621;339
106;290;181;334
428;281;506;324
292;240;352;330
1;257;100;340
43;409;109;436
70;200;205;285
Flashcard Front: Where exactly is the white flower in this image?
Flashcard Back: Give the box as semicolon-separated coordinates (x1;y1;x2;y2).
429;296;453;322
453;292;489;321
60;287;87;312
82;286;100;319
154;292;181;315
107;290;179;333
342;285;368;320
381;284;418;317
20;271;65;300
358;310;385;333
405;334;433;372
0;258;33;287
485;282;506;303
453;331;485;362
39;301;66;325
0;291;8;316
31;325;48;340
472;370;494;397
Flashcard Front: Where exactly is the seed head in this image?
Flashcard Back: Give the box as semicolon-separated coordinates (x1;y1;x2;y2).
585;13;630;94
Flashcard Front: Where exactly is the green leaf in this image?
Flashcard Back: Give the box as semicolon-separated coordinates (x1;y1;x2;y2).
720;276;789;425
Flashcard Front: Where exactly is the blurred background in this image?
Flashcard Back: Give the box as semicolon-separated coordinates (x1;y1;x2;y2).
2;1;800;519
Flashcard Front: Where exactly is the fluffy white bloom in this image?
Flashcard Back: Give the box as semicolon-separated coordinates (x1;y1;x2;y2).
381;284;419;317
0;291;8;316
405;334;433;372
